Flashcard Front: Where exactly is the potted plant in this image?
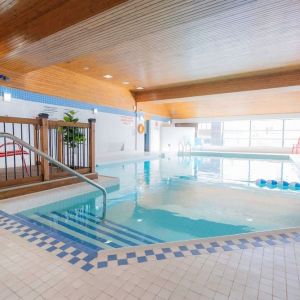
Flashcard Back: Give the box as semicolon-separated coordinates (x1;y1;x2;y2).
61;110;86;169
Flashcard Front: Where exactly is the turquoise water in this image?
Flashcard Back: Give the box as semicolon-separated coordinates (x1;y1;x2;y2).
18;156;300;250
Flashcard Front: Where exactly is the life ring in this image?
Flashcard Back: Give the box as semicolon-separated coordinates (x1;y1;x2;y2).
137;123;145;134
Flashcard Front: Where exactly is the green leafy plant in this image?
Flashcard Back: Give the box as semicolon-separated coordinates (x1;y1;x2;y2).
61;110;86;168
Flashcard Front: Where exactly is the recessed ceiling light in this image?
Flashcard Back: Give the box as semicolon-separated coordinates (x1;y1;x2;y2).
103;74;113;79
122;81;130;85
136;87;144;90
83;66;90;70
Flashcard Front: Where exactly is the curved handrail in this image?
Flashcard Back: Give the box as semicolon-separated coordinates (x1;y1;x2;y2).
0;132;107;219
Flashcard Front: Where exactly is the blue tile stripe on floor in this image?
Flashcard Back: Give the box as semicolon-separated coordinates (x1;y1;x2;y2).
1;210;300;272
0;211;97;271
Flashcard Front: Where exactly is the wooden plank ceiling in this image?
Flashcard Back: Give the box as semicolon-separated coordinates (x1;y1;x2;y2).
0;0;300;117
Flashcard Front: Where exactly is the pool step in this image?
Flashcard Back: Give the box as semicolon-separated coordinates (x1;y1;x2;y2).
17;210;164;250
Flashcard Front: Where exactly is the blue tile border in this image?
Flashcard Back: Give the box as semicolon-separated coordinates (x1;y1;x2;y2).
0;85;171;122
1;210;300;272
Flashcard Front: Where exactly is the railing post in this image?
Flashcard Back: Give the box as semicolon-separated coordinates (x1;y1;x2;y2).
88;118;96;173
57;130;63;163
38;113;50;181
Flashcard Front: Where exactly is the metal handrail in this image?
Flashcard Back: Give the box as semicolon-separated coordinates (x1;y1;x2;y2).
0;132;107;219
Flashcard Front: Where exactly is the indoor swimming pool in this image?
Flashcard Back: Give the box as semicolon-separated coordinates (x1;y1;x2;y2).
16;155;300;251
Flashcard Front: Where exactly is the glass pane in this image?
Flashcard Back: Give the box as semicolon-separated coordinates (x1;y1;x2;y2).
224;139;249;147
284;139;298;147
284;119;300;130
223;131;249;139
284;130;300;139
251;119;283;131
224;120;250;130
251;139;282;147
251;131;282;139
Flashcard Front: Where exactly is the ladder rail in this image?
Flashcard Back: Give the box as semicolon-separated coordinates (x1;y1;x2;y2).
0;132;107;219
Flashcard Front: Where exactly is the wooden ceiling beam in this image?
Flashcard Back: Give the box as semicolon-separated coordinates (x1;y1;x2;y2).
133;69;300;102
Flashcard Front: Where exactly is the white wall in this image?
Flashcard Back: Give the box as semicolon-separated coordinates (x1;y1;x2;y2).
148;120;170;152
0;97;144;165
160;127;195;153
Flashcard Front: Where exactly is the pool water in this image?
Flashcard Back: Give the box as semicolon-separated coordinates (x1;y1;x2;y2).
18;155;300;251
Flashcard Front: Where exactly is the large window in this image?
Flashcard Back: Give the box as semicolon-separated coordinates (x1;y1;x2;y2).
223;120;250;147
251;119;283;147
197;122;222;146
284;119;300;147
196;118;300;148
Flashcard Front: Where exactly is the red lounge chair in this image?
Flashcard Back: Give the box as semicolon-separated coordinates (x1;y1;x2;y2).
292;138;300;154
0;142;29;175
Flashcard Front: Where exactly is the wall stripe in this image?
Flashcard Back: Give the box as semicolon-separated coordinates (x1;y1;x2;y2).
0;85;171;122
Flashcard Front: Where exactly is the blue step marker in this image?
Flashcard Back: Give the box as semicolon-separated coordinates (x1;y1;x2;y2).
277;181;289;190
266;180;277;189
255;179;267;187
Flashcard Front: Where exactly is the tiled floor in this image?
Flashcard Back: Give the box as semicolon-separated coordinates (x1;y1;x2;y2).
1;225;300;300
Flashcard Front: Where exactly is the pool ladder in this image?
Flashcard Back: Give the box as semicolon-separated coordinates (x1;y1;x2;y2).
0;132;107;219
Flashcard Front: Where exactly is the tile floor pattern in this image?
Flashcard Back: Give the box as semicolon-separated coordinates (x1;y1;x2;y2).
1;226;300;300
2;209;300;277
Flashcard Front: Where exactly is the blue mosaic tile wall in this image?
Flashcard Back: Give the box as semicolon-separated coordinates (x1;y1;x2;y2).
0;85;171;122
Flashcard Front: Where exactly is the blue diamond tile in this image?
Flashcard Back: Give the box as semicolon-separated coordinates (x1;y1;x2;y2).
137;256;147;263
179;245;188;251
174;251;184;257
239;239;249;244
20;233;29;238
253;237;263;242
194;243;204;249
210;242;220;247
98;261;108;268
83;253;97;262
190;249;200;256
57;251;68;258
47;246;57;252
60;244;70;251
108;254;117;261
279;233;289;239
222;245;232;251
252;242;263;247
50;240;59;245
237;244;248;249
265;240;276;246
71;250;81;256
145;249;154;256
69;257;80;265
126;252;136;259
81;263;94;271
225;240;235;246
28;237;37;242
37;241;47;247
118;259;128;266
162;248;172;253
155;253;166;260
207;247;217;253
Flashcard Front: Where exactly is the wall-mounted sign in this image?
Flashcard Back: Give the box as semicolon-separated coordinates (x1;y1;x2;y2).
121;115;134;126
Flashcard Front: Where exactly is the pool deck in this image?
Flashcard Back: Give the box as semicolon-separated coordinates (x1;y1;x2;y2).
1;153;300;299
1;214;299;300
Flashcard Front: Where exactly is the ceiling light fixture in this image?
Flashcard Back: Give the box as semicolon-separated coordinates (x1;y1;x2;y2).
136;87;144;90
122;81;130;85
103;74;113;79
83;66;90;70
